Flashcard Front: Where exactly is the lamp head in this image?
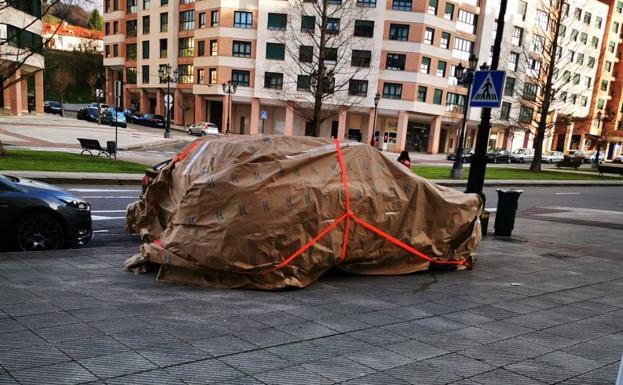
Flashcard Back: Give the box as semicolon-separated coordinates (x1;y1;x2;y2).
455;62;465;80
468;54;478;71
374;92;380;106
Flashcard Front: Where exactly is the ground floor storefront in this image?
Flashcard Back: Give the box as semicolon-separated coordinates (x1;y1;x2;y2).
0;64;44;116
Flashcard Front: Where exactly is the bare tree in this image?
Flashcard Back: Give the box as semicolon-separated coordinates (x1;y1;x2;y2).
85;70;98;99
51;67;74;116
177;95;194;127
496;0;595;171
274;0;373;137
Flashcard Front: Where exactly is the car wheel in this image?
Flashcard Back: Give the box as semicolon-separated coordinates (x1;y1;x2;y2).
493;158;497;164
519;158;524;163
201;131;206;136
188;129;193;135
507;158;511;164
14;213;65;251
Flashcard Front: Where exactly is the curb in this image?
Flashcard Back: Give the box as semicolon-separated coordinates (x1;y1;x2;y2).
24;176;142;185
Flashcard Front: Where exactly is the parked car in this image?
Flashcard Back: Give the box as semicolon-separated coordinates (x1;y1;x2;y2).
613;155;623;163
485;149;512;163
0;174;92;251
200;124;220;136
76;106;99;122
124;109;144;124
447;148;474;163
188;122;218;135
142;113;166;128
100;108;127;128
511;148;534;163
587;151;606;164
87;102;109;114
43;101;62;115
541;151;564;163
141;159;172;196
564;149;585;162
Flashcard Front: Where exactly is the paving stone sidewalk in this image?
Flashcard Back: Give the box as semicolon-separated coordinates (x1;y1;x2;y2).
0;214;622;385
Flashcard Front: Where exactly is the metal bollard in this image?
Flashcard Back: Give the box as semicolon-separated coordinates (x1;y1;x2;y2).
494;189;523;237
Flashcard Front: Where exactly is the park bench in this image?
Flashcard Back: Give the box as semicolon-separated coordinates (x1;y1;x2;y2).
598;164;623;178
77;138;116;159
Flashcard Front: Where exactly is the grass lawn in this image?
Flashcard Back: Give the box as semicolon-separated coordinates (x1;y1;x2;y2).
0;149;148;173
412;165;613;180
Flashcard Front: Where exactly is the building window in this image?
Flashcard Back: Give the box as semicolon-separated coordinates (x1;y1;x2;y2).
585;76;592;88
444;2;454;19
143;0;150;9
512;27;523;46
301;15;315;32
142;65;149;84
457;10;476;34
297;75;310;91
437;61;446;77
527;58;541;76
126;43;137;60
264;72;283;89
105;45;110;57
160;12;168;32
433;89;443;105
232;70;250;87
142;40;149;59
113;44;118;56
597;99;605;109
299;45;313;62
537;10;548;30
126;67;137;84
161;0;167;5
609;41;616;53
198;12;206;28
179;10;194;31
209;68;217;84
197;68;204;84
532;35;544;53
601;80;608;91
517;1;527;20
389;24;408;41
357;0;376;7
351;49;371;67
348;79;368;96
266;42;285;60
392;0;412;11
324;47;338;64
105;22;110;35
113;21;119;34
159;64;167;83
614;22;620;33
211;10;219;26
420;57;431;74
197;40;205;56
523;83;537;101
127;0;137;14
504;77;515;96
618;1;623;13
591;37;599;49
573;7;581;20
232;41;251;57
159;38;167;58
178;64;194;84
446;92;465;112
354;20;374;37
427;0;437;15
179;37;194;57
508;52;519;71
417;86;427;102
210;39;217;55
234;11;253;28
604;60;610;71
327;18;340;34
126;20;137;37
584;12;591;24
142;16;150;34
453;37;473;59
386;53;405;71
440;32;450;49
518;106;533;124
424;28;434;45
267;13;287;30
576;53;584;65
500;102;511;120
383;83;402;99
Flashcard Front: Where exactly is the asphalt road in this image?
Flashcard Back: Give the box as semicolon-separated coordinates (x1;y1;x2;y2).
62;185;623;250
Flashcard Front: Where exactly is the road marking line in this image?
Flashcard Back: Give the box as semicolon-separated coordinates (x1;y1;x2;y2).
92;210;126;213
70;189;140;192
93;230;110;233
555;192;580;195
485;208;497;212
92;215;125;221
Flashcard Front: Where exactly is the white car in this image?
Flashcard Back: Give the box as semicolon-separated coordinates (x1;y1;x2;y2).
587;151;605;164
87;102;109;114
511;148;534;163
200;124;220;136
613;155;623;164
541;151;564;164
188;122;218;136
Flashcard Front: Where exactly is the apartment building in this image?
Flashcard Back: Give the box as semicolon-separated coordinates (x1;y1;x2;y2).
0;0;45;115
103;0;485;153
476;0;608;153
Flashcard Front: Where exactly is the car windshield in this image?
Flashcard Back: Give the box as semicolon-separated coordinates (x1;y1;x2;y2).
50;102;61;107
461;148;472;154
512;149;525;154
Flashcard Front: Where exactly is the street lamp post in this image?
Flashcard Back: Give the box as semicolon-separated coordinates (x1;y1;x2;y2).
222;80;237;134
594;111;609;168
372;92;380;144
158;64;178;139
450;54;478;179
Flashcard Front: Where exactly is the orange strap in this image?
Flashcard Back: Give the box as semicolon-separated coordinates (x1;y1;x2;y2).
153;139;466;274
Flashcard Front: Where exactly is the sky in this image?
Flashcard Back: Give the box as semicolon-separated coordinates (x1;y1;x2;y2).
76;0;101;11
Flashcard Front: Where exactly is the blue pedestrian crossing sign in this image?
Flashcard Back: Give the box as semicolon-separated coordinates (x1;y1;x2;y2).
469;70;506;108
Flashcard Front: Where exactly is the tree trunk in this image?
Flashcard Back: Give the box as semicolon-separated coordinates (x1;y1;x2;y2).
60;92;65;117
310;0;329;137
0;140;6;156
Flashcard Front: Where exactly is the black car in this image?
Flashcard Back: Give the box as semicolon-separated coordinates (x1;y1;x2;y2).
124;109;144;124
447;148;473;163
43;101;62;115
0;174;92;251
142;113;166;128
77;106;99;122
485;149;512;164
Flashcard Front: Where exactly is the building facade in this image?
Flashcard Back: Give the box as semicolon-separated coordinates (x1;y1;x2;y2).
0;0;45;115
43;22;104;52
